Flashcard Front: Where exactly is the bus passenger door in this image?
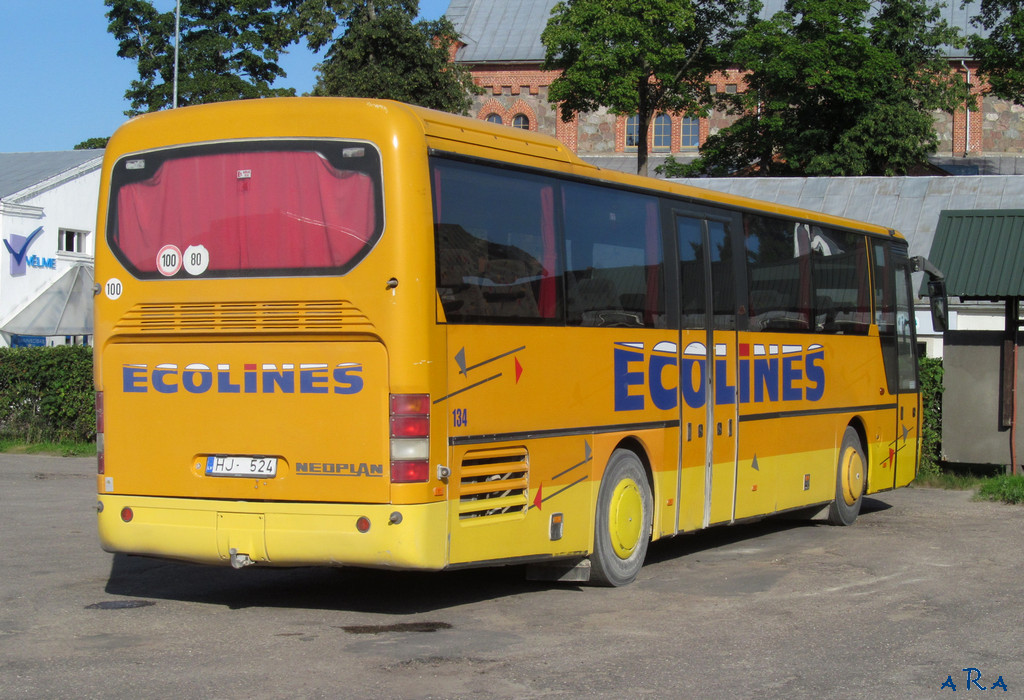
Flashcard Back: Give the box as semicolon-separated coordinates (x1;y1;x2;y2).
675;213;738;530
874;243;921;490
893;253;921;487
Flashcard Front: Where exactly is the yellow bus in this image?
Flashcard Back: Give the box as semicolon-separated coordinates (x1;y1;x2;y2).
95;98;946;586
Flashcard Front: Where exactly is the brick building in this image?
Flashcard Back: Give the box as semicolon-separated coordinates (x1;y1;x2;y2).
445;0;1015;174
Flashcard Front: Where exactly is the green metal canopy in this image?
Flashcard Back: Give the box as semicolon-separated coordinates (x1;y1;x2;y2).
928;210;1024;300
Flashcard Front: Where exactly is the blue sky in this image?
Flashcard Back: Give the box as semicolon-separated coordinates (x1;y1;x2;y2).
0;0;451;153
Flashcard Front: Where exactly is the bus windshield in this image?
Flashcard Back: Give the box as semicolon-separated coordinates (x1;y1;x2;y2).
107;141;384;279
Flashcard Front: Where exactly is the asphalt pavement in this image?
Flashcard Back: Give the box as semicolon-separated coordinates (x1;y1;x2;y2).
1;453;1021;699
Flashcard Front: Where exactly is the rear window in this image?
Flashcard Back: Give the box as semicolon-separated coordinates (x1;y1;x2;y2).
108;141;384;279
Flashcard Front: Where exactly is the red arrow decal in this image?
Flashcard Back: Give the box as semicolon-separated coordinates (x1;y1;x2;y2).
533;483;543;510
515;356;523;383
888;448;895;468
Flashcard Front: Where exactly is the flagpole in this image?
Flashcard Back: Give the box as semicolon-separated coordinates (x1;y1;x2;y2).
173;0;180;108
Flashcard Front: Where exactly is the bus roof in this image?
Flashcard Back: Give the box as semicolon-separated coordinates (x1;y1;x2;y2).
402;102;901;241
108;97;902;242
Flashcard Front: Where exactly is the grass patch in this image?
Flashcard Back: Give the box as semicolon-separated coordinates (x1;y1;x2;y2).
917;466;1024;505
913;472;988;490
975;475;1024;505
914;461;1004;490
0;439;96;457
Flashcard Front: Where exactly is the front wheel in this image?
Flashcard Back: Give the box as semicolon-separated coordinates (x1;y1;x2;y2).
828;426;866;526
590;449;653;586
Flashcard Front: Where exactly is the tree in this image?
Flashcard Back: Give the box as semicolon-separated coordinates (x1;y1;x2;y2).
670;0;970;177
293;0;478;114
541;0;756;177
74;137;110;150
970;0;1024;105
105;0;298;115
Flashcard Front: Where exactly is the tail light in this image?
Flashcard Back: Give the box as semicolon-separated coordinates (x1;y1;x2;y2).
390;394;429;482
96;392;105;475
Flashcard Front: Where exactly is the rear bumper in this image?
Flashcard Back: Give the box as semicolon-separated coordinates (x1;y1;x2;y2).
97;495;449;569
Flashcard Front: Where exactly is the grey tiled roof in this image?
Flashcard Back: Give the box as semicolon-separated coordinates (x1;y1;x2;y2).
446;0;983;64
669;174;1024;261
0;151;104;200
447;0;559;63
579;155;672;174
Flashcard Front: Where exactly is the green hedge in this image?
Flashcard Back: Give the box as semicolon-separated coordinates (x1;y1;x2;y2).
919;357;944;477
0;346;95;443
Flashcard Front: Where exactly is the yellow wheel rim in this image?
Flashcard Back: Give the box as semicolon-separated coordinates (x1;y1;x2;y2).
840;446;865;506
609;479;643;559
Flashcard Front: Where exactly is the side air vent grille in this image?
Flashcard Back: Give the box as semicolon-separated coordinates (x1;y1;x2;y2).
457;447;529;522
113;301;372;335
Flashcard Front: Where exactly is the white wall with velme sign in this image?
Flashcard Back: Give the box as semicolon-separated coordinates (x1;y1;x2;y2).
0;156;100;347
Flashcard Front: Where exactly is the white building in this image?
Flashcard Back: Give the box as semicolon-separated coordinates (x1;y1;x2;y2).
0;151;102;347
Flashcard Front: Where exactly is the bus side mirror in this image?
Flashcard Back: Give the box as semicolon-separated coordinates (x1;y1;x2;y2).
927;279;948;333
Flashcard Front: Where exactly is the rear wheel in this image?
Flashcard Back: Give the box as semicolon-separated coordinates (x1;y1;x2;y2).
590;449;652;586
828;426;865;526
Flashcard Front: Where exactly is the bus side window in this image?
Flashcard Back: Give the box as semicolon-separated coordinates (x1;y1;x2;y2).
431;159;560;324
562;182;665;328
810;228;870;335
744;214;812;332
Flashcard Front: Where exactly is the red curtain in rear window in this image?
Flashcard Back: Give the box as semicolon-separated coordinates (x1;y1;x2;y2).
116;151;376;273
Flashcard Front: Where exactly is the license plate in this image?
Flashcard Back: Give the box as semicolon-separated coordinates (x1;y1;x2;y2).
205;455;277;478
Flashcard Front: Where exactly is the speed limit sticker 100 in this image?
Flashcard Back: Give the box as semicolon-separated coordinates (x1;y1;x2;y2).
157;245;182;276
105;278;123;300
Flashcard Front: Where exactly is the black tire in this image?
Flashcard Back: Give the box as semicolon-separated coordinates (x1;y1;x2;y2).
590;449;653;586
828;426;865;526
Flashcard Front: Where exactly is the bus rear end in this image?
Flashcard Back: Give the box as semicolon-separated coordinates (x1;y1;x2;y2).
94;99;448;570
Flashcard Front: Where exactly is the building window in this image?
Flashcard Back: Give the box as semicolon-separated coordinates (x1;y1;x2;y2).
653;115;671;152
486;113;503;125
725;84;738;94
512;114;530;130
625;115;639;151
58;228;88;255
681;117;699;149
